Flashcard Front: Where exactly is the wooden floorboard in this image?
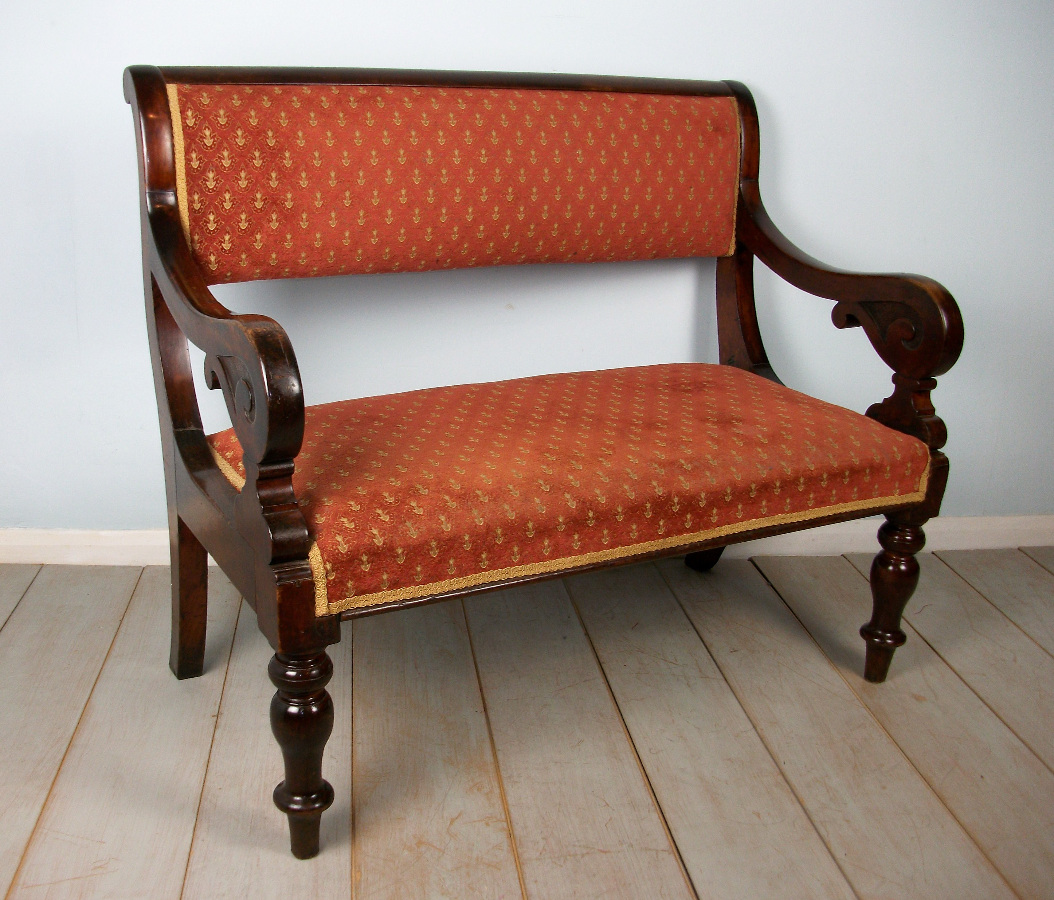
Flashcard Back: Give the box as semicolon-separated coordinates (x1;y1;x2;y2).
5;552;1054;898
0;565;39;633
847;552;1054;772
464;581;695;900
761;554;1054;900
662;557;1013;900
351;600;522;899
567;564;855;900
0;566;141;899
180;601;354;900
8;567;241;900
937;549;1054;656
1021;545;1054;576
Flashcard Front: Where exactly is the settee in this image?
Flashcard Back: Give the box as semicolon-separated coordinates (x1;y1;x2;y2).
124;66;962;858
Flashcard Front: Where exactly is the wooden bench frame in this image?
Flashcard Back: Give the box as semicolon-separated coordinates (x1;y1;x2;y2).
124;65;963;858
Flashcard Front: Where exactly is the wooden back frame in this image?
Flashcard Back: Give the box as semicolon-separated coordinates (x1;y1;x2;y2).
125;65;963;859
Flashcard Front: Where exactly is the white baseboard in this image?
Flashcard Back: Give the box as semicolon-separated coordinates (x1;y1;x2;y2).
0;516;1050;566
723;515;1054;558
0;529;178;566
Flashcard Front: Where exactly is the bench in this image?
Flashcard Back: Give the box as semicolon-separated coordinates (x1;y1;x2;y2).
124;66;963;859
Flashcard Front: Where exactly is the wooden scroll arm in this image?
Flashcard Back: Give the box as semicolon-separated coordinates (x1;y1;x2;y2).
719;82;963;436
147;201;305;475
145;202;319;593
738;184;963;382
737;185;963;449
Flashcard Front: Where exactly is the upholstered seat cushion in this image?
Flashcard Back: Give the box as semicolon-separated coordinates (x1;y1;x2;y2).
207;363;929;616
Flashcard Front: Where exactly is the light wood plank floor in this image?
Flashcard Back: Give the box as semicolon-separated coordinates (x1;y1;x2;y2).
2;549;1052;899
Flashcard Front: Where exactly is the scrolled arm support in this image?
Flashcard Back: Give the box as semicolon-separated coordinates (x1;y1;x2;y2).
148;204;319;575
148;202;305;473
736;182;963;453
739;182;963;383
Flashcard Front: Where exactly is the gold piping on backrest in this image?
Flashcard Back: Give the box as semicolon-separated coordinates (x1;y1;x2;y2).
727;108;742;257
165;84;191;244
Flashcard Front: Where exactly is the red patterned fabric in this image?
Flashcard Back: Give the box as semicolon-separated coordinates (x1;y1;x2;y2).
206;364;929;616
167;83;740;283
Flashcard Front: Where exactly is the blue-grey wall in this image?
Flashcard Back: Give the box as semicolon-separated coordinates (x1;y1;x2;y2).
1;0;1051;527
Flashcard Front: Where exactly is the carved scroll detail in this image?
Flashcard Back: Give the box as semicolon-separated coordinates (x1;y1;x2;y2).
832;299;922;350
205;353;256;425
831;298;935;378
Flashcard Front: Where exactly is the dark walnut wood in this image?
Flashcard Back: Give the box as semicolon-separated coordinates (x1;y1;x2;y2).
862;515;924;682
268;651;335;859
125;65;963;856
170;515;207;679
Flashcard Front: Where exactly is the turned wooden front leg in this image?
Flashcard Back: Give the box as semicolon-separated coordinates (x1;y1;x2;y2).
861;514;926;683
268;650;335;859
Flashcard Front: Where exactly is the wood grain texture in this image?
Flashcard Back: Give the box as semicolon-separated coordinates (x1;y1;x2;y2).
760;555;1054;899
0;565;39;633
937;549;1054;655
0;566;141;898
352;600;522;899
180;606;352;899
848;552;1054;770
567;564;855;899
464;581;694;900
9;567;241;899
661;557;1013;900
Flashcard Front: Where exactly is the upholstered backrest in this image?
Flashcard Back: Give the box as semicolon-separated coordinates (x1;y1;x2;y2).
166;79;741;284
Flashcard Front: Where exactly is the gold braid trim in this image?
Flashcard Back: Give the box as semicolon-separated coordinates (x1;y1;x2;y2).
207;445;329;611
165;84;191;244
308;543;328;616
327;464;929;617
208;444;245;489
726;97;741;258
207;444;928;618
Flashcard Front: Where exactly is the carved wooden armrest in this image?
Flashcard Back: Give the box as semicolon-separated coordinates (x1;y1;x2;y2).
127;65;304;480
148;205;321;617
723;81;964;452
740;188;963;447
149;203;305;477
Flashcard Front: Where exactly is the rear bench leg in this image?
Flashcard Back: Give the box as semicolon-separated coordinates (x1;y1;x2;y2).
861;512;926;682
685;546;725;572
269;649;336;859
170;516;208;679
